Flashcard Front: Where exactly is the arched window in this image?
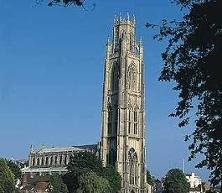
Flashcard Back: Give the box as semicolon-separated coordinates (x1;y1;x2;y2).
111;62;120;92
32;157;35;166
128;110;131;134
50;156;53;166
41;157;44;166
108;105;112;135
128;64;137;91
133;111;138;135
113;106;118;135
64;155;67;165
54;156;58;165
60;155;63;165
130;32;134;51
129;148;138;185
37;158;40;166
45;157;49;165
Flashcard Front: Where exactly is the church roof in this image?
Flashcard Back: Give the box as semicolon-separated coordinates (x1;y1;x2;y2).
30;144;98;154
31;146;86;154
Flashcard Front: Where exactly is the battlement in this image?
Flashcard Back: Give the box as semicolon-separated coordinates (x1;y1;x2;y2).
113;14;136;26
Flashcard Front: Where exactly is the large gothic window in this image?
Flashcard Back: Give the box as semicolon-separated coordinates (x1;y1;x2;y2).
129;148;138;185
111;62;120;92
128;64;137;91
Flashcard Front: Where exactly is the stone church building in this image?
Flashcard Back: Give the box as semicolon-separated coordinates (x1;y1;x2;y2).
22;16;150;193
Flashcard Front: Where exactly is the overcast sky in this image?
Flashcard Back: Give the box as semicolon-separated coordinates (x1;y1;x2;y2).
0;0;209;180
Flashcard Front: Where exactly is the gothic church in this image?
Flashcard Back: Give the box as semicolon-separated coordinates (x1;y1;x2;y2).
22;16;150;193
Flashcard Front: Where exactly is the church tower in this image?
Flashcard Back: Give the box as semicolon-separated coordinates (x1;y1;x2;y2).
100;16;148;193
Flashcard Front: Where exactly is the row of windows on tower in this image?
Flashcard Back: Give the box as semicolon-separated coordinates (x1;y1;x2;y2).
113;31;136;53
111;62;138;93
107;110;138;135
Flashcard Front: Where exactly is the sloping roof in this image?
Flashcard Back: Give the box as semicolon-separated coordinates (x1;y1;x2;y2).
35;181;50;192
72;144;98;151
31;146;85;154
30;144;98;154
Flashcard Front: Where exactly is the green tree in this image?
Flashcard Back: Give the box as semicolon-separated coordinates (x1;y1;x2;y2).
163;169;189;193
63;151;121;193
36;0;86;7
0;159;15;193
67;151;103;176
5;160;22;180
103;165;121;193
146;170;154;186
77;171;111;193
49;174;69;193
147;0;222;189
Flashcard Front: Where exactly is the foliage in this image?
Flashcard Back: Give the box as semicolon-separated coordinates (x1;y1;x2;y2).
77;171;111;193
49;174;69;193
36;0;96;11
63;151;121;193
67;151;103;176
147;170;155;186
47;0;85;7
147;0;222;187
0;158;15;193
163;169;190;193
206;190;217;193
5;160;22;179
102;165;121;193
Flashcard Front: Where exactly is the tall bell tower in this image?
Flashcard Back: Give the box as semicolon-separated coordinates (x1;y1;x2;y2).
100;16;148;193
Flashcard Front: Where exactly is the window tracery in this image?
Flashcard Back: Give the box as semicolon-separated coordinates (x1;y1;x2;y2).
128;64;137;91
111;62;120;92
129;148;138;185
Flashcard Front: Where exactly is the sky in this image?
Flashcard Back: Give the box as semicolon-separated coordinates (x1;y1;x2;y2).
0;0;209;180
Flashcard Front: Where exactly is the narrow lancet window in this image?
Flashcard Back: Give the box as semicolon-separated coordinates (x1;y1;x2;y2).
133;111;138;135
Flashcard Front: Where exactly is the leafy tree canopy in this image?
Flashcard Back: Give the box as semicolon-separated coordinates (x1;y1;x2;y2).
147;170;155;186
147;0;222;188
67;151;103;176
5;160;22;179
49;174;69;193
0;158;15;193
163;169;190;193
77;171;111;193
102;165;121;193
46;0;85;7
63;151;121;193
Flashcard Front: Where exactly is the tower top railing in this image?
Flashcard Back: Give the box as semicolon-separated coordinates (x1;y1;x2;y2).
113;14;136;26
